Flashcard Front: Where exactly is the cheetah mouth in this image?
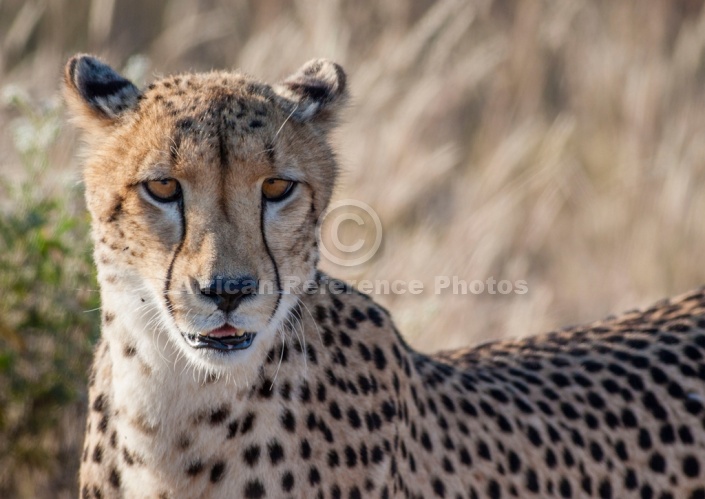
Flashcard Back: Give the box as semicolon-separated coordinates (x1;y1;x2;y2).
183;326;256;351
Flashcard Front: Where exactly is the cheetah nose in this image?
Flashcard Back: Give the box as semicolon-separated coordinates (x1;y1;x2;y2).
200;275;258;314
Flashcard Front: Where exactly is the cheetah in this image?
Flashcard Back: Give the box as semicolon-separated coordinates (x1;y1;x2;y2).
65;54;705;499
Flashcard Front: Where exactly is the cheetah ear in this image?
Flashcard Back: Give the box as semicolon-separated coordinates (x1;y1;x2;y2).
63;54;141;133
274;59;348;128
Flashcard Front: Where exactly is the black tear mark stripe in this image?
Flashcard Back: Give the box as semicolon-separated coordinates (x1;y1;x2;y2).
164;197;187;323
261;199;282;323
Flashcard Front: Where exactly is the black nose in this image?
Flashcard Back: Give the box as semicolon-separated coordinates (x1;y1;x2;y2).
200;276;258;313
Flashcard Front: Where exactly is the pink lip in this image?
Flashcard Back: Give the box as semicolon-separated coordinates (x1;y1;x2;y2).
205;325;241;338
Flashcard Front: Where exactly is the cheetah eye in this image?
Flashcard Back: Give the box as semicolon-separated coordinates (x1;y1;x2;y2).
145;179;182;203
262;178;295;202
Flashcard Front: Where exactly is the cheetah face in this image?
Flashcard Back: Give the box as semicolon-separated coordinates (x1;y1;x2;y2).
64;55;347;371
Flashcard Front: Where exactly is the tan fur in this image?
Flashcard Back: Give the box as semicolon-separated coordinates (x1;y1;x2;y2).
67;56;705;499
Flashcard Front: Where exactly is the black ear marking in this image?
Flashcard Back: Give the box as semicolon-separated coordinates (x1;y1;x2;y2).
65;55;141;119
275;59;348;124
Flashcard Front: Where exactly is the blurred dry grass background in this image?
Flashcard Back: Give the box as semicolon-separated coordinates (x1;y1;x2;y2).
2;0;705;496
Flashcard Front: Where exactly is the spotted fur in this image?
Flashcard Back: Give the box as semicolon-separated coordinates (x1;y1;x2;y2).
66;55;705;499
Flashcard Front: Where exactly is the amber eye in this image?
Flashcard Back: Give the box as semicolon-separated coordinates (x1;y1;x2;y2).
262;178;295;202
145;179;182;202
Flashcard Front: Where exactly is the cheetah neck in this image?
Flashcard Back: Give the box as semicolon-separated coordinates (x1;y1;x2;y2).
90;272;479;498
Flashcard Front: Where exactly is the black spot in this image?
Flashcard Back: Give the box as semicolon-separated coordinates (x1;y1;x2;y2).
432;477;445;497
690;488;705;499
258;379;274;398
93;393;107;412
187;460;204;476
590;441;604;462
421;432;433;451
487;480;501;499
550;372;571;387
299;382;312;402
679;425;694;444
527;426;543;447
598;479;612;498
226;419;239;439
526;469;540;492
301;439;312;459
306;344;318;364
328;449;340;468
268;440;285;465
281;409;296;432
638;428;653;450
98;414;109;433
684;455;700;477
347;407;362;428
508;451;521;472
477;440;491;460
243;445;261;467
109;468;121;489
624;468;637;489
309;466;321;485
381;400;396;421
649;452;666;473
339;330;353;347
371;445;384;463
282;472;295;492
658;348;678;364
659;424;676;444
561;402;580;420
489;389;509;404
621;408;638;427
241;412;256;434
92;444;103;463
460;399;478;417
563;448;575;467
317;382;327;402
345;445;358;467
367;307;384;326
366;411;382;431
210;462;226;483
329;401;343;420
244;480;266;498
614;440;629;461
322;329;335;346
358;343;372;361
209;405;230;425
583;360;603;372
642;391;668;420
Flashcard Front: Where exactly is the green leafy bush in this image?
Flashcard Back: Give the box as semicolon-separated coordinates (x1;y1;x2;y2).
0;89;99;497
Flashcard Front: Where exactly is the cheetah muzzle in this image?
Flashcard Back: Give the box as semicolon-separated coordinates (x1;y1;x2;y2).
66;54;705;499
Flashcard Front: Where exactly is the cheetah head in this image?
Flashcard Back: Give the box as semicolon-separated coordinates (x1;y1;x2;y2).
64;55;347;373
